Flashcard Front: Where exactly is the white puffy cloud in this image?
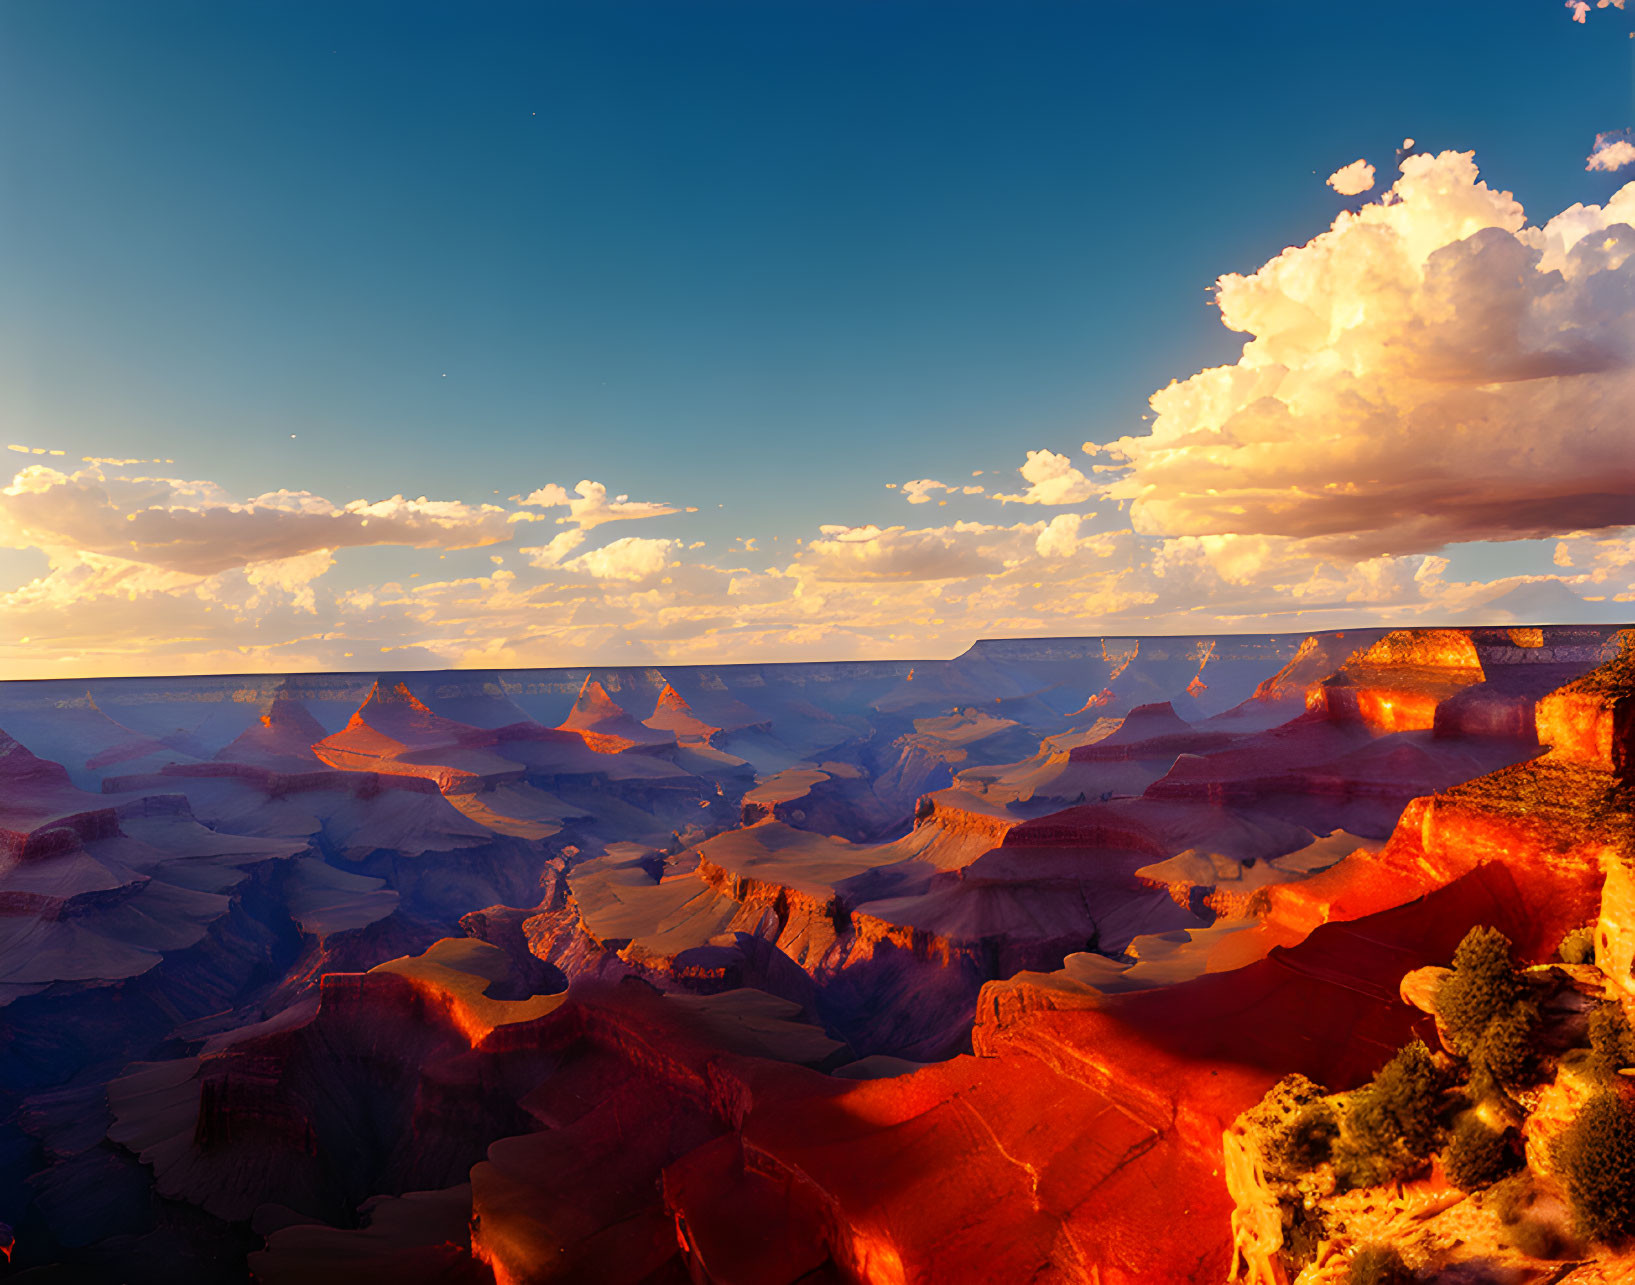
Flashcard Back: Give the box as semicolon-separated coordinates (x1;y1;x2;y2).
1588;130;1635;173
992;450;1098;506
1034;513;1088;558
513;478;679;528
519;529;588;568
1326;159;1376;196
562;536;677;582
902;479;948;504
0;464;513;574
1094;153;1635;556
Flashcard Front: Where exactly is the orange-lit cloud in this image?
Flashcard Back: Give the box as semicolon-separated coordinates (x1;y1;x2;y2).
1;503;1626;678
0;464;512;575
562;535;678;582
6;153;1634;679
1326;159;1376;195
900;478;986;504
513;479;680;528
901;479;949;504
1588;130;1635;173
1093;153;1635;556
992;450;1097;506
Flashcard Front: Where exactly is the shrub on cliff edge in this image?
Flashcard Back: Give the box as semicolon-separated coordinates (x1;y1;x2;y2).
1442;1112;1519;1191
1553;1088;1635;1243
1436;926;1523;1057
1588;1002;1635;1080
1336;1040;1445;1188
1469;999;1540;1094
1346;1243;1412;1285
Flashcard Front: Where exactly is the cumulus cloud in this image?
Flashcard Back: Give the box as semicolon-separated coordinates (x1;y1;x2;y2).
0;464;514;574
902;479;948;504
519;529;588;568
1326;159;1376;196
513;479;680;528
992;450;1098;505
1094;152;1635;556
1588;130;1635;173
1034;513;1089;558
514;482;572;508
562;536;677;581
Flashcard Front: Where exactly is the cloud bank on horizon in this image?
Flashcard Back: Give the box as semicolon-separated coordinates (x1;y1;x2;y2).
4;151;1634;678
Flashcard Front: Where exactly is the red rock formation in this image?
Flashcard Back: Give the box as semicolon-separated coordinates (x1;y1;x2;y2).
215;695;329;772
558;677;674;754
1072;686;1117;715
105;938;566;1226
0;728;120;860
1246;630;1385;708
1069;700;1236;763
1313;628;1487;731
1536;628;1635;774
1190;642;1634;976
643;682;720;743
6;628;1634;1282
909;789;1021;861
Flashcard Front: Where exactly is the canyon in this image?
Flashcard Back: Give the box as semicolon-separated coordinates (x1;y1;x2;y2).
0;625;1629;1282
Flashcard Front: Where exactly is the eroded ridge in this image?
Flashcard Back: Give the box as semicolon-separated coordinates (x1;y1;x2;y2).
0;626;1630;1281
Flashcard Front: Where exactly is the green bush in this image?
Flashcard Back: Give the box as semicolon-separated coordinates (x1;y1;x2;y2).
1471;1000;1540;1089
1442;1112;1518;1191
1560;924;1597;966
1337;1041;1446;1188
1552;1089;1635;1243
1589;1002;1635;1080
1436;926;1523;1056
1248;1074;1334;1184
1275;1100;1340;1174
1346;1243;1412;1285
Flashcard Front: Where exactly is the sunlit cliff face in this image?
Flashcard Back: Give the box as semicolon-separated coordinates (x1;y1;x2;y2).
3;154;1634;678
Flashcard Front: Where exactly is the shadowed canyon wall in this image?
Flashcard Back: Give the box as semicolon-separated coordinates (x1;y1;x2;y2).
0;624;1629;1281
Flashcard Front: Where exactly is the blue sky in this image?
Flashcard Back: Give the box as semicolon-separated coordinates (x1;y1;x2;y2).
2;0;1633;675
